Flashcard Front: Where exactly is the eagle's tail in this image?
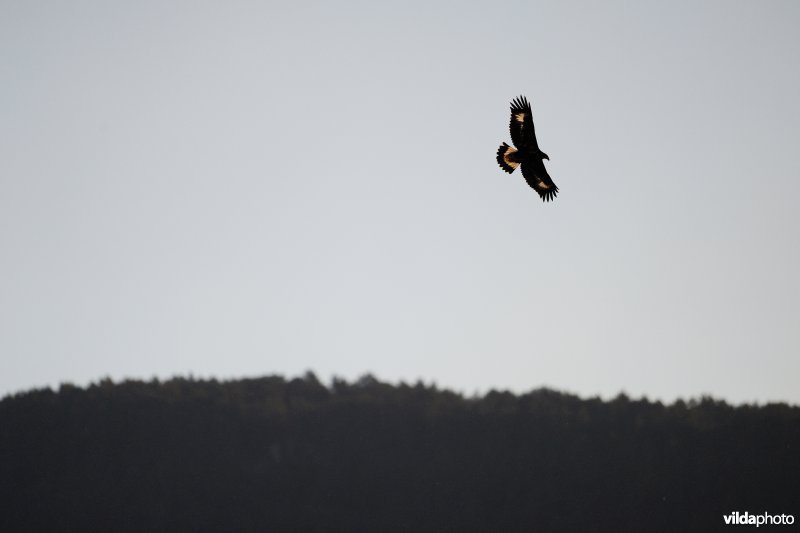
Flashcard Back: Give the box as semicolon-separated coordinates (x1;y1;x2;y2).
496;143;519;174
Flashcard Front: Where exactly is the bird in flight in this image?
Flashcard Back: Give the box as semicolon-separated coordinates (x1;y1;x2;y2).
496;95;558;202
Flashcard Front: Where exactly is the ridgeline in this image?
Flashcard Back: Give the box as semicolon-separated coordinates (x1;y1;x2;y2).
1;373;798;532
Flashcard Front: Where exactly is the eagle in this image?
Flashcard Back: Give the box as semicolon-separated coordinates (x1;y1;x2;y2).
496;95;558;202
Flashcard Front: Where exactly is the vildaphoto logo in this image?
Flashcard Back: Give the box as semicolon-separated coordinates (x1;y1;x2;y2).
723;511;795;527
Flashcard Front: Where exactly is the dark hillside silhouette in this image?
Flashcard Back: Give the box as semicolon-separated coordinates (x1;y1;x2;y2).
1;373;797;532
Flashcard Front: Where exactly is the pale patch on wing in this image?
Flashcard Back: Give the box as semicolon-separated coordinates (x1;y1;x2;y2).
537;180;551;189
514;112;526;123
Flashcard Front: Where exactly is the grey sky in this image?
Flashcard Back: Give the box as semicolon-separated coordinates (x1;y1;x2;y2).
2;1;799;404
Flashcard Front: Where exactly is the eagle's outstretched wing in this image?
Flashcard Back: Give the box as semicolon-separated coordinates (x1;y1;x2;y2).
521;158;559;202
508;95;540;153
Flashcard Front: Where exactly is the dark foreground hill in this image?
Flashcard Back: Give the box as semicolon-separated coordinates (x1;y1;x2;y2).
1;373;798;532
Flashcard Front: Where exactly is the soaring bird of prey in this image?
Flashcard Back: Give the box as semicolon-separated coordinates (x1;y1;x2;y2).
496;95;558;202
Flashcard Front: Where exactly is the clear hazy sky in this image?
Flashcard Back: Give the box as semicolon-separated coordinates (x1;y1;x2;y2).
2;1;799;404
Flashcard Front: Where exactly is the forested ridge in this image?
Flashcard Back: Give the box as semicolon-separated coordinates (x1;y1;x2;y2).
1;373;798;532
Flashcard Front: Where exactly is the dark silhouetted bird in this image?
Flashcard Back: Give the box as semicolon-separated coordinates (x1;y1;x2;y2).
496;95;558;202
